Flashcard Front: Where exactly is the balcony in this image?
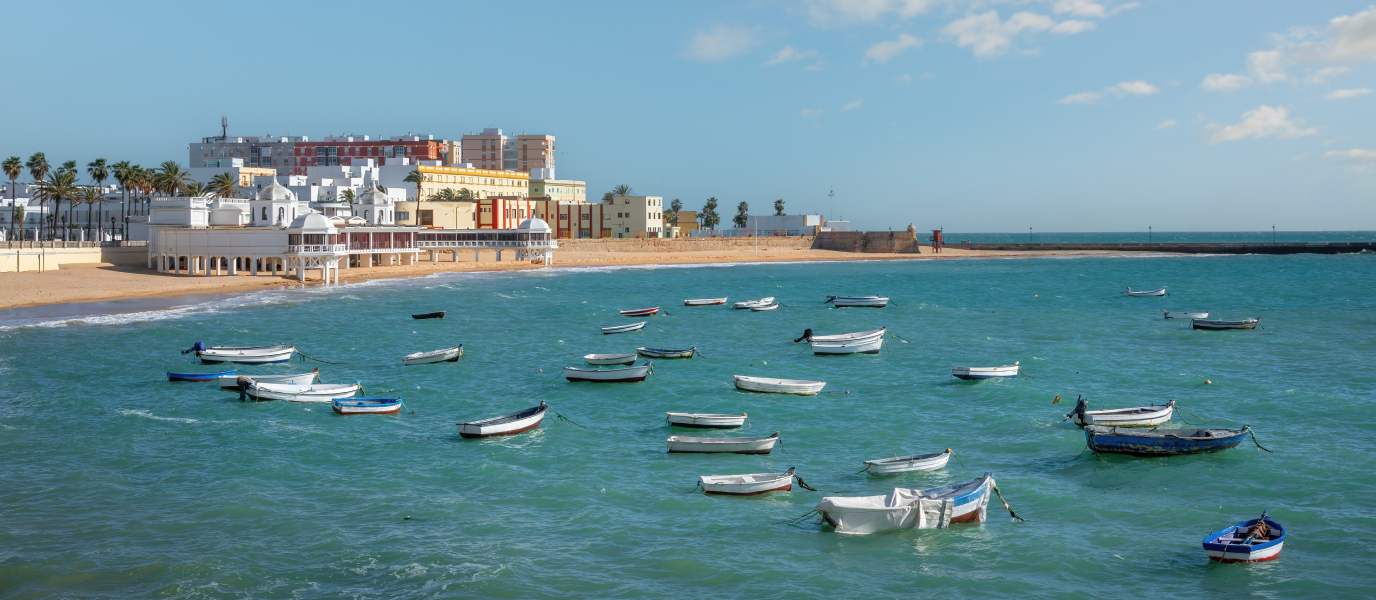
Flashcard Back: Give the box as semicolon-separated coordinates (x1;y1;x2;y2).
288;244;346;254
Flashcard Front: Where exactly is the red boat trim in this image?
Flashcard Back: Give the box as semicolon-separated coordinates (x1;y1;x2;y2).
948;511;982;524
333;407;402;415
1211;552;1282;563
704;483;792;495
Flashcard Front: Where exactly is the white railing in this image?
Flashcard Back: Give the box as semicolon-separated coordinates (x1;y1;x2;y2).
416;240;557;249
288;244;347;253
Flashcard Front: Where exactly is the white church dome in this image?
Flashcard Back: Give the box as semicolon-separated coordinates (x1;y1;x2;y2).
517;217;551;232
257;177;297;202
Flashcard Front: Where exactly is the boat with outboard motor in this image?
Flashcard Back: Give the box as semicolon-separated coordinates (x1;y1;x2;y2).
825;295;889;308
217;369;318;389
186;342;296;365
1064;397;1175;427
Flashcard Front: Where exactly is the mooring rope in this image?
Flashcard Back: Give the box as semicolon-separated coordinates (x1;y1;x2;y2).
777;509;819;525
651;324;669;332
1176;405;1208;424
948;448;965;469
693;348;709;359
992;484;1026;522
552;407;588;429
792;470;818;491
1248;427;1275;452
891;332;913;344
296;350;342;364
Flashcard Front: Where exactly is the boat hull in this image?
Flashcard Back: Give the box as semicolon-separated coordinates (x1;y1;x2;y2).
827;296;889;308
584;353;637;366
247;382;360;403
811;336;883;355
1085;426;1249;456
1202;518;1286;563
816;472;994;534
666;413;746;429
1125;288;1166;297
167;370;236;382
458;404;548;438
700;473;793;495
619;307;660;317
1192;319;1259;330
734;375;826;395
199;346;295;365
864;451;952;475
332;398;402;414
217;372;317;389
638;347;694;359
602;322;647;335
1072;404;1174;428
402;347;463;365
411;311;445;319
733;297;775;310
684;298;727;306
564;365;651;382
667;434;780;454
951;365;1019;380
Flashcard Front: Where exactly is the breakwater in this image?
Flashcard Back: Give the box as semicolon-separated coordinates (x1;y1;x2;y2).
948;241;1376;254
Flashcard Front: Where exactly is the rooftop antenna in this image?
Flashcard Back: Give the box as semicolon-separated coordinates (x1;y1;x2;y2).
221;116;228;139
828;187;834;221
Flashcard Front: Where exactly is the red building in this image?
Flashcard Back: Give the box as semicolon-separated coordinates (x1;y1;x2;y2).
290;135;451;175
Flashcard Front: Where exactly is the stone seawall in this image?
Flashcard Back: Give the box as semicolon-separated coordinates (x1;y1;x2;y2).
558;236;815;253
811;231;921;253
950;241;1376;255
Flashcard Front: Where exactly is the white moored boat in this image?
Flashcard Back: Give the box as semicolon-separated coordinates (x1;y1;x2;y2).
584;353;637;366
825;295;889;308
667;432;780;454
733;297;775;310
637;347;695;359
1192;318;1259;330
246;382;360;402
1163;310;1208;319
602;321;647;335
402;345;462;366
684;298;728;306
458;402;548;438
809;328;886;342
332;398;402;415
862;449;953;476
751;302;780;312
733;375;826;395
699;468;799;495
193;343;297;365
810;334;884;355
1064;397;1175;427
951;362;1020;380
619;307;660;317
815;472;995;534
564;364;652;382
666;412;747;429
217;369;319;389
1124;287;1166;297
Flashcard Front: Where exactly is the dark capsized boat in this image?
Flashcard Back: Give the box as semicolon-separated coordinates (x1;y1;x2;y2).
412;311;446;320
1084;425;1252;456
167;369;236;382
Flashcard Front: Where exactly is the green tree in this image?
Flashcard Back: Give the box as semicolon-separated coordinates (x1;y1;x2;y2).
774;198;785;216
733;201;750;228
612;184;633;197
701;197;720;230
430;188;457;201
3;156;21;236
668;198;682;227
87;158;108;190
403;169;426;202
155;161;190;197
186;182;209;196
110;160;131;223
26;153;50;237
35;169;77;239
59;161;78;229
457;188;474;200
601;191;615;203
208;172;239;198
341;188;356;204
75;186;104;240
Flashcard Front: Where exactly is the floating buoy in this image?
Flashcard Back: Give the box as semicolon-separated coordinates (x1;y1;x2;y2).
1053;395;1061;404
539;368;543;373
1205;380;1212;384
404;515;411;520
763;361;767;365
1035;295;1039;298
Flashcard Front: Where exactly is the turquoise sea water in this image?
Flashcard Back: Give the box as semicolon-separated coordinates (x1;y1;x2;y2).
2;254;1375;599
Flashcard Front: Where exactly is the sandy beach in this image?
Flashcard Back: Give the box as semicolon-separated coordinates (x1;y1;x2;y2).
0;237;1150;311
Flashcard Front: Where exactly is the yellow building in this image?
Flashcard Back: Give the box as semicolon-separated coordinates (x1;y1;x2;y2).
395;201;477;229
402;165;531;200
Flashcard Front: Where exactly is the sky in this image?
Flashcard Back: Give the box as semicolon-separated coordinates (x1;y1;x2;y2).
2;0;1375;232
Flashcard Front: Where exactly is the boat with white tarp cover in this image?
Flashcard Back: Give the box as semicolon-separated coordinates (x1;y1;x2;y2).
734;375;826;395
733;297;775;310
1064;396;1175;427
815;472;995;534
218;369;318;389
862;449;953;475
458;402;548;438
666;432;780;454
666;412;747;429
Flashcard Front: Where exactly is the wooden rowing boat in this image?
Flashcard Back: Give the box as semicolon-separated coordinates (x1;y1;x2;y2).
602;321;647;335
217;370;318;389
751;303;780;311
733;375;826;395
1203;512;1286;563
411;311;445;319
808;328;886;342
1192;318;1259;330
810;335;884;355
1163;310;1208;319
1084;425;1251;455
619;307;660;317
637;346;694;359
862;450;953;475
951;362;1019;380
564;363;652;382
402;345;462;365
825;295;889;308
332;398;402;414
458;402;548;438
699;468;797;495
665;412;746;429
1064;397;1175;427
194;343;296;365
733;297;774;310
583;353;637;366
666;432;779;454
167;369;235;382
684;298;728;306
246;381;360;402
815;472;995;534
1124;287;1166;297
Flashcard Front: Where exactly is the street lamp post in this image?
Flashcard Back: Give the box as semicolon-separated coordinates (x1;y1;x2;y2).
1029;227;1032;243
1272;225;1276;243
1149;226;1152;243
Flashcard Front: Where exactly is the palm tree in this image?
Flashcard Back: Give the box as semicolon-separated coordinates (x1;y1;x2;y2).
668;199;682;227
3;156;21;236
403;169;426;201
601;191;615;203
155;160;190;197
186;182;210;196
430;188;457;201
25;153;49;238
58;160;76;177
341;188;356;204
59;160;78;228
75;186;104;241
35;170;77;240
701;197;720;231
612;184;633;197
733;201;750;228
208;172;239;198
110;160;131;224
774;199;785;216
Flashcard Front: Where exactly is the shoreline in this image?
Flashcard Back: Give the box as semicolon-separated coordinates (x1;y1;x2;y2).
0;246;1164;314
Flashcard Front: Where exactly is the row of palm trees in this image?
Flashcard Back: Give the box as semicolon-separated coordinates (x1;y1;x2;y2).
4;153;203;241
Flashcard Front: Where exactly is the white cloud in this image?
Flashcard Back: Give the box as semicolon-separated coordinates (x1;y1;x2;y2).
1323;149;1376;164
1205;105;1317;143
1057;91;1103;104
797;0;942;23
895;73;914;83
1052;0;1139;18
800;108;825;117
1109;80;1159;96
1200;73;1253;92
1326;87;1374;99
1305;66;1351;83
684;25;757;62
805;62;826;71
1316;6;1376;62
943;10;1093;57
864;33;922;64
764;46;817;67
1247;50;1289;83
1156;119;1178;130
842;100;864;111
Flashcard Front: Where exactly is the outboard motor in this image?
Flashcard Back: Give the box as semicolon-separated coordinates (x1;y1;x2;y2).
181;341;207;355
823;296;836;304
1064;395;1089;423
793;328;815;343
236;376;253;401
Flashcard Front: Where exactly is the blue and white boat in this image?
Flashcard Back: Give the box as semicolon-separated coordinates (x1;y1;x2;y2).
167;369;235;382
1202;512;1286;563
332;398;403;415
1085;425;1251;456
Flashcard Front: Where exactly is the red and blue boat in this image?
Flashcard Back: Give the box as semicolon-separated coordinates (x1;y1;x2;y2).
1202;512;1285;563
167;369;236;382
1084;425;1251;456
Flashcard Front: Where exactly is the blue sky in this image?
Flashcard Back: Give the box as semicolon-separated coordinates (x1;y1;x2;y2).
3;1;1374;231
